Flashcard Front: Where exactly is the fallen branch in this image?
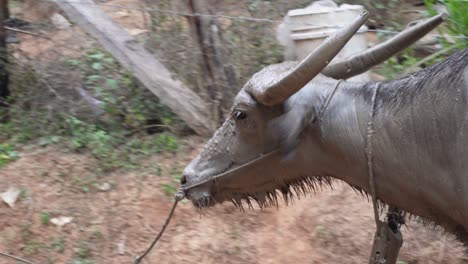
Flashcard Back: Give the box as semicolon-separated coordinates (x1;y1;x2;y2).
56;0;215;136
4;25;83;52
0;252;38;264
4;26;51;39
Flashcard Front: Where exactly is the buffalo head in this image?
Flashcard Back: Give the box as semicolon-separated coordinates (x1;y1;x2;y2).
180;11;447;209
180;12;368;208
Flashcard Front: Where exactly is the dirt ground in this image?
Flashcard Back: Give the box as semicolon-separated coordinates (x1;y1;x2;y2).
1;1;467;263
0;137;466;264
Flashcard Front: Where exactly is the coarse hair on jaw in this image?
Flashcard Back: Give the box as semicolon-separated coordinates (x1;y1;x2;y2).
211;175;335;211
212;174;389;213
198;173;468;249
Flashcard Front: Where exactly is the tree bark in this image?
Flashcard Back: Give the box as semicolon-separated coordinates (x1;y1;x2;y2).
0;0;9;107
1;0;8;19
187;0;237;125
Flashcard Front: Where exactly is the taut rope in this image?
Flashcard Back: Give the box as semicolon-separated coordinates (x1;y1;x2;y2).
0;252;38;264
366;82;381;231
133;189;185;264
315;80;343;123
366;83;404;264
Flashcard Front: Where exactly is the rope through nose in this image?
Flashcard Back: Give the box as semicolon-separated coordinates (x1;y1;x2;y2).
133;189;185;264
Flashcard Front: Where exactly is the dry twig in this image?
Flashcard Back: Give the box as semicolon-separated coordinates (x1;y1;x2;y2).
0;252;38;264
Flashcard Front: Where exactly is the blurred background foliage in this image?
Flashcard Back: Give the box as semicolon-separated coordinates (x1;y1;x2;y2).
0;0;467;171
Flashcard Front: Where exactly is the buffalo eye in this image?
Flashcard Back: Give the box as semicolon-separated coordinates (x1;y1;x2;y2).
235;110;247;120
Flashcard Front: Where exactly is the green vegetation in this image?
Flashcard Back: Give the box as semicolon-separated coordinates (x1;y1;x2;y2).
18;188;29;200
160;182;178;197
70;240;94;264
23;240;44;255
70;174;96;193
160;167;183;196
0;143;18;167
393;0;468;76
40;212;51;225
153;133;179;153
378;48;420;79
21;223;32;241
339;0;467;79
377;0;467;79
50;237;66;253
1;47;186;172
425;0;468;49
76;241;92;260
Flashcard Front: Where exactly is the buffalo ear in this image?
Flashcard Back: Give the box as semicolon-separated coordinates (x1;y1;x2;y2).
269;106;309;160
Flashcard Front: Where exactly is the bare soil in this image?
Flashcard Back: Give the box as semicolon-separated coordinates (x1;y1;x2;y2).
0;137;466;264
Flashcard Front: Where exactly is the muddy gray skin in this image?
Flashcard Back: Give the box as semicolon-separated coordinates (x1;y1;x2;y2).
181;12;468;245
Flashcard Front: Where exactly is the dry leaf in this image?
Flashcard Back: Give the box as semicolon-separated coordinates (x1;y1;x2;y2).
1;187;20;208
98;182;112;192
51;216;73;226
128;28;148;36
118;238;126;255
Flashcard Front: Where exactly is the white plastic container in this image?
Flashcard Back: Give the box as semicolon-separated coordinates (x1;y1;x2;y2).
290;27;369;82
279;1;370;81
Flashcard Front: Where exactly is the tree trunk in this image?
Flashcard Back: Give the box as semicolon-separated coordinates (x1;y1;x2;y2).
187;0;237;125
1;0;8;19
0;0;9;107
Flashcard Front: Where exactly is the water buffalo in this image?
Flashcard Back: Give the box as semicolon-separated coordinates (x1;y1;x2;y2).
181;11;468;247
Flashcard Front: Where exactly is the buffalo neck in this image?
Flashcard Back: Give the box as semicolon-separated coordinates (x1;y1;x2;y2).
297;71;468;234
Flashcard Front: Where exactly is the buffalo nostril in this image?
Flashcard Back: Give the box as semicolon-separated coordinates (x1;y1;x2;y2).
180;175;187;185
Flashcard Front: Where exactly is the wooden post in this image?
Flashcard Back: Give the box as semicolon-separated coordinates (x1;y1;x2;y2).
0;0;9;107
187;0;237;124
369;210;404;264
1;0;8;19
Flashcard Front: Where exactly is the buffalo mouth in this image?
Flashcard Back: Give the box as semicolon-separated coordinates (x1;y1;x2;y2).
181;162;236;208
182;150;283;208
192;195;216;208
181;186;215;208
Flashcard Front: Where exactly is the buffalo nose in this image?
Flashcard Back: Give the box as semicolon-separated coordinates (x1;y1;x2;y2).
180;175;187;185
